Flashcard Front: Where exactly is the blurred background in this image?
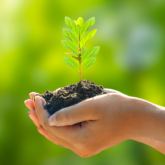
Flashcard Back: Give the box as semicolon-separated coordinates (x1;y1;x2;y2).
0;0;165;164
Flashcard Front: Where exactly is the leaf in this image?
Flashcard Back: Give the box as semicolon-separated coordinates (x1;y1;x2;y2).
61;40;78;54
76;17;84;28
74;20;78;25
63;28;78;47
65;52;79;61
65;52;75;55
80;17;95;38
65;17;79;36
82;46;100;62
72;56;80;61
73;51;78;55
81;47;86;56
82;57;96;70
63;57;79;71
65;52;78;56
80;29;97;48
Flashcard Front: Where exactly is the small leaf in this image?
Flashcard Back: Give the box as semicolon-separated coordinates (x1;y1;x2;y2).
80;17;95;38
72;56;80;61
63;57;79;71
63;28;78;47
65;52;79;61
80;29;97;48
82;46;100;62
74;20;78;25
82;57;96;70
61;40;78;54
76;17;84;28
65;17;79;36
65;52;78;56
73;51;78;55
81;47;86;56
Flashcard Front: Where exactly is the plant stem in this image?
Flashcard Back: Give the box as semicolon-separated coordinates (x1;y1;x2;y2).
78;28;81;82
79;61;81;81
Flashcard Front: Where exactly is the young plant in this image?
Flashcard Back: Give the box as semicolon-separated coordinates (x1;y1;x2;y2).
61;16;100;81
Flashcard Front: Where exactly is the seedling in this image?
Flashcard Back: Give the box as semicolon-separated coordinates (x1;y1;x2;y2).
61;17;100;81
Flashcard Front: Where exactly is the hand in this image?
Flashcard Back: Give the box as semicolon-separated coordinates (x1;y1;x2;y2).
25;89;134;157
24;89;121;147
25;89;165;157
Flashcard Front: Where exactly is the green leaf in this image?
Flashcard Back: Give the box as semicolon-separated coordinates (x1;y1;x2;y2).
65;52;78;56
63;57;79;71
80;17;95;38
76;17;84;28
65;17;79;36
65;52;79;61
61;40;78;54
63;28;78;47
72;56;80;61
82;57;96;70
74;20;78;25
73;51;78;55
82;46;100;62
81;47;86;56
80;29;97;48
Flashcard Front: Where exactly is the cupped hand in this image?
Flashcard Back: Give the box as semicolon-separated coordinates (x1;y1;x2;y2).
25;89;132;157
25;88;165;156
24;88;120;144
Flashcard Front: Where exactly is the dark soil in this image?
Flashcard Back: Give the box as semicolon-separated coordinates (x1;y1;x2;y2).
36;80;107;115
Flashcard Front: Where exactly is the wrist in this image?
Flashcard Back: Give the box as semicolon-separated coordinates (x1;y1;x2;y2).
128;97;165;143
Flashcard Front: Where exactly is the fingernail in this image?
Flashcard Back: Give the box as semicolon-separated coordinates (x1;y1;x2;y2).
35;96;46;107
48;114;57;126
29;92;39;95
41;99;46;107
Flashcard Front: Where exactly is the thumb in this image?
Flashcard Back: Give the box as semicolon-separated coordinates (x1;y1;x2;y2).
48;100;97;126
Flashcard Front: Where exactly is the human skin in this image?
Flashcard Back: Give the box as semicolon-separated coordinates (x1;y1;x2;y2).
24;89;165;157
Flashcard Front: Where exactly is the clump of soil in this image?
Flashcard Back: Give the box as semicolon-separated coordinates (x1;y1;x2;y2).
36;80;107;115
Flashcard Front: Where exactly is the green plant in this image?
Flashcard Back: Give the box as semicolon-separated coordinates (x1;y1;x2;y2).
61;16;100;81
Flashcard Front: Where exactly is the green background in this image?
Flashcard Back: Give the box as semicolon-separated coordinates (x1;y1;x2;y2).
0;0;165;164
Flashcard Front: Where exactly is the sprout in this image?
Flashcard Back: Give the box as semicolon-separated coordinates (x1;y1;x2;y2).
61;17;100;81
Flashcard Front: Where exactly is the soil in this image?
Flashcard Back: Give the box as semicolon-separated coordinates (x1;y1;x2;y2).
36;80;107;115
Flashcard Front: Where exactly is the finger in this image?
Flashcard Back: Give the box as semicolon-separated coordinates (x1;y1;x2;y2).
29;92;38;100
24;99;35;110
48;99;98;126
104;88;120;94
28;110;41;127
37;126;58;143
48;124;81;143
38;126;74;149
31;96;75;149
34;96;50;127
104;89;125;96
34;96;81;143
